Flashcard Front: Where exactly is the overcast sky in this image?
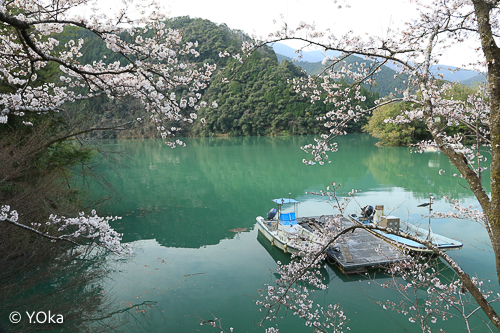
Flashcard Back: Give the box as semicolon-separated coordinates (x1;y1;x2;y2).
98;0;482;68
166;0;409;37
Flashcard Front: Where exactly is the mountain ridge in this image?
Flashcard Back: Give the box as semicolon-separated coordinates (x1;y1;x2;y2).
272;42;485;85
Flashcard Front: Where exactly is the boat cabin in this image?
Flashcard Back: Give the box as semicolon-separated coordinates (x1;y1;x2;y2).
269;198;298;222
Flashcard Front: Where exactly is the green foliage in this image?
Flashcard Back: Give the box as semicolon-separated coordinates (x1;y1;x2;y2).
363;102;427;146
194;53;335;136
176;17;379;136
164;17;242;66
276;53;408;98
52;16;378;138
364;83;481;146
165;17;328;136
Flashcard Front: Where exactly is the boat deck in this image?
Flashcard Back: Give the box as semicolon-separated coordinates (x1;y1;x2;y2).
297;216;411;274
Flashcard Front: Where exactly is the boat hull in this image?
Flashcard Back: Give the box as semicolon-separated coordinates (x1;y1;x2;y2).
347;214;463;253
256;216;300;253
256;216;320;254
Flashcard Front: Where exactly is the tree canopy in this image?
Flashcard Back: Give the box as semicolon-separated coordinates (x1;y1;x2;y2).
236;0;500;330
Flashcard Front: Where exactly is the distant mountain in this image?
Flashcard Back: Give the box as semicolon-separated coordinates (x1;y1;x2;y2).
430;65;483;82
461;73;487;86
272;43;339;63
275;54;325;75
275;52;407;98
272;43;485;86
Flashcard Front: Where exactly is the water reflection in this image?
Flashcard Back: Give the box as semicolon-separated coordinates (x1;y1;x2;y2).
87;134;489;250
87;134;497;333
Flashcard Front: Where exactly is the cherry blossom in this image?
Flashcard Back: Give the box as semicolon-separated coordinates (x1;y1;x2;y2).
379;255;498;333
0;0;217;253
1;204;130;254
0;0;216;147
229;2;500;329
257;183;500;332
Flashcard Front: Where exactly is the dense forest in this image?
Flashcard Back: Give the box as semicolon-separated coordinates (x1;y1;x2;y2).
57;16;380;139
62;16;477;144
192;44;378;136
3;16;478;144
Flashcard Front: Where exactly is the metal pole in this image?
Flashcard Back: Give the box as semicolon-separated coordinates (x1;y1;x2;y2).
427;193;433;240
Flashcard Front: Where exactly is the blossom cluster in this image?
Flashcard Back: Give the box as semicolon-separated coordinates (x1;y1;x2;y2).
46;210;130;254
256;231;350;333
0;0;217;148
380;256;496;332
431;197;487;227
0;205;18;222
255;184;362;332
1;205;130;254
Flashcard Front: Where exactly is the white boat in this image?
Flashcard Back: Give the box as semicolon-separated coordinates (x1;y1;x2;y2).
256;198;317;254
348;205;463;253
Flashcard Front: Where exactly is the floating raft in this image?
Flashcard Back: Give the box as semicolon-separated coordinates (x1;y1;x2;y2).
298;215;410;275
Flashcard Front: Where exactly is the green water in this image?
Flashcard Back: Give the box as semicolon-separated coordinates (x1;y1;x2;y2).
90;134;496;332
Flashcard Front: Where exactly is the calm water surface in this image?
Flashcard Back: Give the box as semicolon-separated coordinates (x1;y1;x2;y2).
91;134;495;332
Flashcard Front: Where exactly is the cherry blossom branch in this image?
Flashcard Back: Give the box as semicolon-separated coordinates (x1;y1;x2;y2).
380;255;499;332
1;205;130;254
260;180;500;332
264;220;500;331
255;36;417;70
0;2;217;148
4;217;80;247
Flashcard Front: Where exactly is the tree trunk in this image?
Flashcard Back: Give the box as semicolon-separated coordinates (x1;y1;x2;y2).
473;0;500;287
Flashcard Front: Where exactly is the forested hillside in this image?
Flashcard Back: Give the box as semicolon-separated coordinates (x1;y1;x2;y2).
193;45;378;136
47;16;480;144
62;17;379;138
274;48;485;97
276;53;409;98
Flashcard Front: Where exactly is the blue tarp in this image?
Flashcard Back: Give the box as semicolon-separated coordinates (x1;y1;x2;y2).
279;212;297;225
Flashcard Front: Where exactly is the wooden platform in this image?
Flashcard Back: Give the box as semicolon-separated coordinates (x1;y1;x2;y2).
298;216;410;274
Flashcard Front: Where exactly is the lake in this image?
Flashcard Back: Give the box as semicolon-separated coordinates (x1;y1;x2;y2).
89;134;495;332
